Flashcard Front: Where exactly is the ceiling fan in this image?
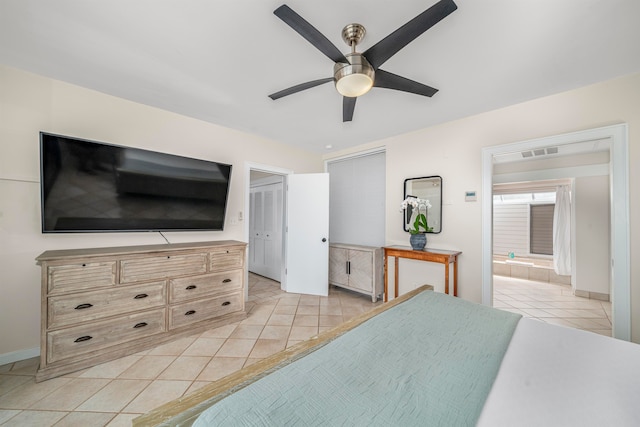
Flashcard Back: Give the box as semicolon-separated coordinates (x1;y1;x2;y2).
268;0;458;122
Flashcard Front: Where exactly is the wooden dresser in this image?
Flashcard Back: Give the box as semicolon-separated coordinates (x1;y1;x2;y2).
329;243;383;302
35;240;247;382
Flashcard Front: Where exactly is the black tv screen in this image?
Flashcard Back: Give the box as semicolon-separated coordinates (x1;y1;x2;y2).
40;132;232;233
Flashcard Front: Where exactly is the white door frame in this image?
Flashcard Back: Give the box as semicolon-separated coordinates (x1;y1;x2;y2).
481;124;630;340
244;162;293;299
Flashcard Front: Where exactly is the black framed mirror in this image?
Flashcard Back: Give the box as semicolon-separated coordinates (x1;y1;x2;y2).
403;176;442;234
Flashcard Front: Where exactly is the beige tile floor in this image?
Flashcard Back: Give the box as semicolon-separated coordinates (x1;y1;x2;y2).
2;274;612;425
0;274;381;426
493;275;612;336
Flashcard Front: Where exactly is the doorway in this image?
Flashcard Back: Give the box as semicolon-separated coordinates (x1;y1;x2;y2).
481;124;630;340
244;163;331;301
244;163;292;301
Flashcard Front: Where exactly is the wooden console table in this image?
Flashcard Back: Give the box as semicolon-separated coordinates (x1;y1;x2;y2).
383;246;462;301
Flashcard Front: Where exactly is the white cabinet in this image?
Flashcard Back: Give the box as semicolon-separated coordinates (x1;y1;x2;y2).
329;243;382;302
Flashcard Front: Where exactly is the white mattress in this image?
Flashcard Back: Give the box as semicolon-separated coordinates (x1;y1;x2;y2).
478;318;640;426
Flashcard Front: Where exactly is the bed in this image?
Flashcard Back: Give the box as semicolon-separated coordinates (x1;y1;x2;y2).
133;286;640;426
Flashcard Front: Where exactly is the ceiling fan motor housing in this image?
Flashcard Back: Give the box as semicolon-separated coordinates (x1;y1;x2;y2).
334;53;375;97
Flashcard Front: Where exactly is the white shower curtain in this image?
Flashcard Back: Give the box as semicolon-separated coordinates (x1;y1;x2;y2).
553;185;571;275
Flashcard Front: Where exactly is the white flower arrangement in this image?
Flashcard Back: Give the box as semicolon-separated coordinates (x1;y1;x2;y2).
401;197;433;234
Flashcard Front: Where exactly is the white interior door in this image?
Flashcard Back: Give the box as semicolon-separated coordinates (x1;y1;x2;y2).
249;182;283;281
284;173;329;296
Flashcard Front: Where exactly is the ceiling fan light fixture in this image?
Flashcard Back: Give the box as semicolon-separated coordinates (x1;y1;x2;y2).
334;53;375;97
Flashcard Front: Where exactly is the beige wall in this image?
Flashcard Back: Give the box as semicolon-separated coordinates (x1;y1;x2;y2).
574;176;611;296
325;72;640;342
0;65;323;360
2;65;639;360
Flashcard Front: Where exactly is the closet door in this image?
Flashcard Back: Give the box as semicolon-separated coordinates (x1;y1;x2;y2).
249;183;282;281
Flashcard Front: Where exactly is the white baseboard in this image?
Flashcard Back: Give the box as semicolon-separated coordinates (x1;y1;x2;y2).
0;347;40;367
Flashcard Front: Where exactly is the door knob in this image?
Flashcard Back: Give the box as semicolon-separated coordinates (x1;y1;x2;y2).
322;238;327;242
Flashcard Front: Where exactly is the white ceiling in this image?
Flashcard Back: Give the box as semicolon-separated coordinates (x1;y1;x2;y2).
1;0;639;153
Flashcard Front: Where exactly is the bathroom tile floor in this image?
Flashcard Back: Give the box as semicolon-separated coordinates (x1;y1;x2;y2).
0;274;381;426
493;275;612;336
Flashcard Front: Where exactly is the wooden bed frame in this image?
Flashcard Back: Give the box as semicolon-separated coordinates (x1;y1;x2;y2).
133;285;433;427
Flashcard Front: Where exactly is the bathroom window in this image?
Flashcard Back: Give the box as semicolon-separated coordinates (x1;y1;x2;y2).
530;204;554;255
493;190;557;257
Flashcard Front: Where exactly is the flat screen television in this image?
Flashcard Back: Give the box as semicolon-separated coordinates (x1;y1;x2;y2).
40;132;232;233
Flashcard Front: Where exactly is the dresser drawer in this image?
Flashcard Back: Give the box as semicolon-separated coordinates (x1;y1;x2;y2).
210;249;244;272
47;261;116;294
46;308;166;364
170;271;242;303
48;282;166;329
169;293;242;330
120;253;207;283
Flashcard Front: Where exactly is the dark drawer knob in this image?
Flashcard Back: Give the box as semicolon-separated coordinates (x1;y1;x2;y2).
134;294;148;299
133;322;148;329
185;310;196;316
186;285;197;290
74;303;93;310
74;335;92;343
222;279;232;283
221;301;231;306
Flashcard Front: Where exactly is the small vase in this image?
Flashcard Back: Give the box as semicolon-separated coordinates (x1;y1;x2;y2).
409;233;427;250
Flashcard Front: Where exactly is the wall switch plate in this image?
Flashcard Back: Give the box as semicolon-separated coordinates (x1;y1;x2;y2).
465;191;477;202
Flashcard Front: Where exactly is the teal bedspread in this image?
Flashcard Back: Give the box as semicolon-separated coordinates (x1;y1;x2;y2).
193;291;521;426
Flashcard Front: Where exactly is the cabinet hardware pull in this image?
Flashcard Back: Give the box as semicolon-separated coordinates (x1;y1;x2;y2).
134;294;148;299
167;256;171;259
81;263;86;267
222;278;232;283
74;335;92;343
74;303;93;310
221;301;231;306
185;310;196;315
133;322;148;328
186;285;197;290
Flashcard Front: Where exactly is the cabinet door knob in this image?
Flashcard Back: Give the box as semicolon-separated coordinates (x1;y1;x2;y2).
74;303;93;310
322;238;327;242
74;335;92;343
221;301;231;306
186;285;197;290
185;310;196;316
133;322;148;329
134;294;148;299
222;278;232;283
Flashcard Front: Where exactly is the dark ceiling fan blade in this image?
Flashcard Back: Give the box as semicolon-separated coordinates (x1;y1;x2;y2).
343;96;357;122
363;0;457;69
274;5;348;64
269;77;333;100
373;69;438;97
